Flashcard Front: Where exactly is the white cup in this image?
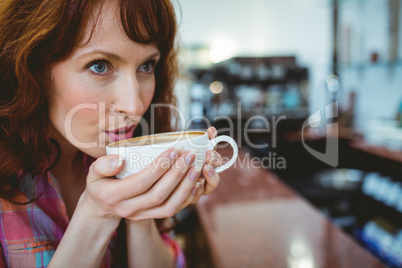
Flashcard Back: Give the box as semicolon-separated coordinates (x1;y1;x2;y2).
106;130;238;179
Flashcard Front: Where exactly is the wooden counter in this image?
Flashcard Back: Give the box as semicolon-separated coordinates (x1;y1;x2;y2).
195;148;385;268
350;139;402;164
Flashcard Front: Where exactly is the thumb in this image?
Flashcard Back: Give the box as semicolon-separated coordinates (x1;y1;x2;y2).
207;127;217;139
87;154;124;183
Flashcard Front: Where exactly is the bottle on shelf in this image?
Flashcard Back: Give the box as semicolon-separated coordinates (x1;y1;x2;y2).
397;98;402;128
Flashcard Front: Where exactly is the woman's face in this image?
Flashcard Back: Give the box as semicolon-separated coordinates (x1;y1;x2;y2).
49;0;159;158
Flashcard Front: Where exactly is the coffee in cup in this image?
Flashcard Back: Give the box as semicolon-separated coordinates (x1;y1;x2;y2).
106;130;238;179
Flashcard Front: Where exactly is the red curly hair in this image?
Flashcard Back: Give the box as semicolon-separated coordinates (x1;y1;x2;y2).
0;0;178;202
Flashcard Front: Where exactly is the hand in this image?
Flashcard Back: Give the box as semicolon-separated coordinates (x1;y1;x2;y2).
186;127;223;205
79;147;203;222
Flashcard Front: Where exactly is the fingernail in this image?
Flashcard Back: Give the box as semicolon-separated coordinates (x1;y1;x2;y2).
117;156;123;167
210;151;218;162
189;169;200;182
185;151;196;165
210;127;217;136
200;179;205;190
112;156;123;169
206;164;215;177
194;160;203;172
169;149;180;161
191;182;201;195
204;164;211;171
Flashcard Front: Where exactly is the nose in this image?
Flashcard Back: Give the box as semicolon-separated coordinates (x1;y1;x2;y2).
112;75;145;117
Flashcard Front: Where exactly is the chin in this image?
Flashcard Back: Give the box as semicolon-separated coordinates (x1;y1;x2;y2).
80;147;107;159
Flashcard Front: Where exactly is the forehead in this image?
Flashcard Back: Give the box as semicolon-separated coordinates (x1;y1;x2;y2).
81;0;127;47
74;0;158;57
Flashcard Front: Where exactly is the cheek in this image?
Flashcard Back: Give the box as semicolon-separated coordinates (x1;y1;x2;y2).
51;68;102;121
49;80;104;143
52;99;101;145
143;79;156;108
53;88;101;124
144;89;155;109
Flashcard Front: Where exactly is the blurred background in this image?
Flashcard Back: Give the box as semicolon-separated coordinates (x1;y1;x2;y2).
170;0;402;267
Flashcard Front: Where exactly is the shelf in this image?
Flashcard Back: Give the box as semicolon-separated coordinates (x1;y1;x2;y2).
338;61;402;71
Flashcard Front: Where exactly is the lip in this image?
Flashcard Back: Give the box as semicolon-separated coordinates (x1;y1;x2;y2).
105;125;137;142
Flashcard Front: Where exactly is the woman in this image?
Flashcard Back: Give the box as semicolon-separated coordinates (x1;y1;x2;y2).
0;0;223;267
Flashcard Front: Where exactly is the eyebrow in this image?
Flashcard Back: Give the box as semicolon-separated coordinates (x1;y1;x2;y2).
76;49;161;64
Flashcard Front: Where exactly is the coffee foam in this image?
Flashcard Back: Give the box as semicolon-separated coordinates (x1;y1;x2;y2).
109;131;205;147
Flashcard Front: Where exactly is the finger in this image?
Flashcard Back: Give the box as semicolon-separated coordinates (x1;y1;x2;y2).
205;150;223;168
180;177;204;208
207;127;217;139
111;147;182;200
202;164;220;195
129;163;203;220
143;151;197;204
189;178;205;205
87;154;124;183
118;151;198;215
179;180;201;210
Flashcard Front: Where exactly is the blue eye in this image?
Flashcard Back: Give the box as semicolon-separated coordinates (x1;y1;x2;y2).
89;62;108;74
85;59;112;76
138;60;156;73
